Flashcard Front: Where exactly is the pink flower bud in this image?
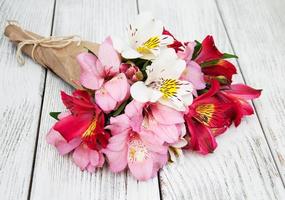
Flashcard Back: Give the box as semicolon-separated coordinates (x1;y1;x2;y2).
119;63;143;83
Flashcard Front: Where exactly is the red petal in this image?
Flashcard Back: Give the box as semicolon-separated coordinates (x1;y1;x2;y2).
194;79;220;101
191;98;233;128
163;28;184;52
61;90;97;115
195;35;223;64
202;60;237;84
185;118;217;155
54;114;93;142
224;84;262;100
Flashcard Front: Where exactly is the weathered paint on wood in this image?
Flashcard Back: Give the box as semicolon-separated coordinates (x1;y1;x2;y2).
0;0;54;199
139;0;285;199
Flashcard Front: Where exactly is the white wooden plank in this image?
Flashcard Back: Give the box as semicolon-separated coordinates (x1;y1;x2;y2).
0;0;54;199
138;0;285;199
216;0;285;181
29;0;161;200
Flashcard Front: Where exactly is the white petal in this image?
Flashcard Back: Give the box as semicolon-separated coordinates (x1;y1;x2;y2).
146;49;186;83
122;48;142;59
130;81;162;103
158;97;186;111
160;35;174;46
111;35;126;53
182;93;194;107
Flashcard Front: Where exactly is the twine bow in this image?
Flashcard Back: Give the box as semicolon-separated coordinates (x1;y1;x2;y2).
7;20;81;65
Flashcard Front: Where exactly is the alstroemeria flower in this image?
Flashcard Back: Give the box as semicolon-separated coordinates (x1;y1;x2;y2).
53;90;110;151
77;37;130;113
47;91;109;172
218;84;262;126
184;80;233;154
195;36;237;85
130;49;193;111
103;113;168;181
125;100;185;145
113;13;173;60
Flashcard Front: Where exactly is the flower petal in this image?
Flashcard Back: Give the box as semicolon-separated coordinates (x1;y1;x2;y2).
130;81;162;103
77;52;104;90
98;37;121;73
73;145;89;170
104;73;130;103
151;103;184;125
95;88;117;113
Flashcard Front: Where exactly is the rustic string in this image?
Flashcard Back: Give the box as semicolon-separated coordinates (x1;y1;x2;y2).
7;20;81;65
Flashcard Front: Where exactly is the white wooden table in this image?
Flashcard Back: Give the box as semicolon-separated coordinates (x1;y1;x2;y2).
1;0;285;199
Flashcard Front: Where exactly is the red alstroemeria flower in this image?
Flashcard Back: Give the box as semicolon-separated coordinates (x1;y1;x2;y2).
163;28;184;52
184;80;233;154
53;90;110;150
194;35;237;84
218;84;262;126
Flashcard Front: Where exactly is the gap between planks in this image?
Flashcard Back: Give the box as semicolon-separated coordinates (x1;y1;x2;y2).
27;0;57;199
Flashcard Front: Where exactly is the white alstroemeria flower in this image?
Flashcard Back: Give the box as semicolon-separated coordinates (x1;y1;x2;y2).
113;13;173;60
130;49;194;111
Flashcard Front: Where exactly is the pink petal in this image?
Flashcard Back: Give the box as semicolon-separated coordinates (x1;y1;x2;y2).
104;73;130;103
98;152;105;167
77;52;104;90
106;114;131;135
151;103;184;125
139;130;168;154
128;155;154;181
148;122;180;144
125;100;144;132
103;147;128;172
95;88;117;113
73;145;90;170
47;128;81;155
106;131;129;151
151;152;168;177
98;37;121;74
180;61;206;90
89;150;99;166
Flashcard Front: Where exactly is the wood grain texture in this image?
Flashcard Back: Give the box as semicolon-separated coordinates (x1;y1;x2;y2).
29;0;161;199
216;0;285;181
138;0;285;199
0;0;54;199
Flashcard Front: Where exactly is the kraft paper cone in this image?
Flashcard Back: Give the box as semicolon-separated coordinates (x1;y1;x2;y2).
4;23;99;89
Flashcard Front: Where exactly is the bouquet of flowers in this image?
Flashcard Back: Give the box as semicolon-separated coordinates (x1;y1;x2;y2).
5;13;261;181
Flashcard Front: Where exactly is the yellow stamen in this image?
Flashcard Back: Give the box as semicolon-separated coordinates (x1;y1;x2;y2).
160;79;179;99
195;104;215;124
136;36;160;54
82;119;97;138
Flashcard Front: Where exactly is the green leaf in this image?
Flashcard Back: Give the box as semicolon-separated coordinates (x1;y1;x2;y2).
49;112;61;120
222;53;238;59
200;59;219;67
192;40;202;60
110;100;129;117
83;47;96;55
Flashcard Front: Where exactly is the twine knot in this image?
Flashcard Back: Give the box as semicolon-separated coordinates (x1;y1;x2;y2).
7;20;81;65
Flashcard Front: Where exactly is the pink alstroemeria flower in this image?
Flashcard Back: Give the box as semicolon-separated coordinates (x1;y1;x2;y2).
125;100;185;145
77;37;130;113
178;42;206;95
103;102;169;181
47;112;105;172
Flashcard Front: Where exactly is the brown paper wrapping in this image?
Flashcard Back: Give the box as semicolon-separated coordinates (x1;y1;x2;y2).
4;24;99;89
